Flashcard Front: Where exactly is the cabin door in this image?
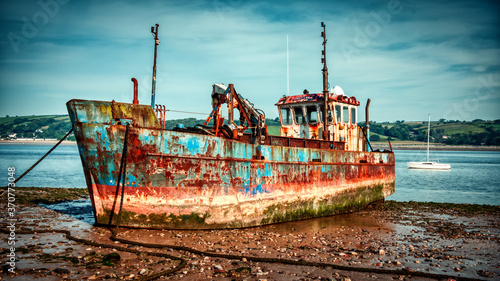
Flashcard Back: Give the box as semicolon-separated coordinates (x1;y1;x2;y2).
293;107;308;138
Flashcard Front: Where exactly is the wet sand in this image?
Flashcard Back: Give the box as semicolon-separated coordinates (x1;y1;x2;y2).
1;188;499;280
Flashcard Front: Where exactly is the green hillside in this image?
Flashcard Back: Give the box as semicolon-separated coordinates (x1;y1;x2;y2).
0;115;283;140
361;119;500;145
1;114;499;145
0;115;73;141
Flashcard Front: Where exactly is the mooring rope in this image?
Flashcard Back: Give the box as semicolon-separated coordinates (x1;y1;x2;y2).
0;228;186;281
165;109;209;115
111;124;130;239
0;126;482;281
0;226;482;281
0;125;187;280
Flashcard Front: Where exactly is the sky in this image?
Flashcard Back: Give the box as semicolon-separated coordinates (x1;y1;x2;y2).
0;0;499;122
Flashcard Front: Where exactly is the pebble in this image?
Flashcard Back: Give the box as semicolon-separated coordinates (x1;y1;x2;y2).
214;264;224;273
8;196;499;281
53;268;71;274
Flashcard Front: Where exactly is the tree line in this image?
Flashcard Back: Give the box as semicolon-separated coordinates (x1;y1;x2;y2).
359;120;500;145
0;116;75;141
1;115;499;146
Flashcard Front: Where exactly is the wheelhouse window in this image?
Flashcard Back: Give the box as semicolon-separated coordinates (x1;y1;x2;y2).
294;107;306;124
351;107;357;125
306;106;318;124
342;106;349;124
320;107;333;124
280;107;293;125
335;105;341;123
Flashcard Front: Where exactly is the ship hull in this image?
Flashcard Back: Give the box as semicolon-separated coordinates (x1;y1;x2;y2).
68;100;395;229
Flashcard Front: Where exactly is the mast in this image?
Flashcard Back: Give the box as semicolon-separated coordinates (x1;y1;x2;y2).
427;114;430;162
321;22;329;140
151;24;159;108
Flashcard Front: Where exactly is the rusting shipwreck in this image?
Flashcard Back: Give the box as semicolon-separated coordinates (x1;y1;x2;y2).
67;23;395;229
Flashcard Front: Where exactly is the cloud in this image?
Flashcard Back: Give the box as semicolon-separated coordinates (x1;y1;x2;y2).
0;0;499;122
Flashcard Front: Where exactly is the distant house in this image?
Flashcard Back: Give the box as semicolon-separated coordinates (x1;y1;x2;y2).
442;135;450;139
8;133;16;138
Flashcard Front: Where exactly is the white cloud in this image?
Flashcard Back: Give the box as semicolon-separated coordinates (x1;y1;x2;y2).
1;0;499;121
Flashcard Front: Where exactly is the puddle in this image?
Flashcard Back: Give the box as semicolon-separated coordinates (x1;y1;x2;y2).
2;199;498;280
265;212;388;235
39;199;94;225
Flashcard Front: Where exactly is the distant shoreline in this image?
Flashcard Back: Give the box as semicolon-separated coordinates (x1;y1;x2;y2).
0;140;76;146
1;139;499;151
372;143;500;151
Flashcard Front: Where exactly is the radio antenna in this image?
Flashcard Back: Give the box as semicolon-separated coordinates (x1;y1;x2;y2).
151;24;159;108
321;22;329;140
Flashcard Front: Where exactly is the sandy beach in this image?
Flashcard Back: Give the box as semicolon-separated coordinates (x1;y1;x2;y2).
0;187;498;280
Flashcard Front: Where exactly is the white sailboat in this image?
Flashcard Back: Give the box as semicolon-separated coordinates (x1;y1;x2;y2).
406;114;451;170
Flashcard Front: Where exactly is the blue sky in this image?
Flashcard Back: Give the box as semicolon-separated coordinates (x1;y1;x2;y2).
1;0;499;122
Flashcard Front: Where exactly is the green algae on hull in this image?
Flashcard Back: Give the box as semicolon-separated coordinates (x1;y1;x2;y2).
97;209;213;229
93;182;395;229
261;182;394;225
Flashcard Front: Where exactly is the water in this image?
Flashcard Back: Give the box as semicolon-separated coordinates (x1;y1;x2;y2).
39;199;95;224
388;149;500;205
0;143;86;189
1;144;499;205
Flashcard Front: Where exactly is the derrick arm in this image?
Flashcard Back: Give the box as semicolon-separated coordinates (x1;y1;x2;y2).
209;83;267;143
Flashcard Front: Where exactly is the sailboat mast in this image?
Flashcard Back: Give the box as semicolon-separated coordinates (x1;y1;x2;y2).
427;114;430;162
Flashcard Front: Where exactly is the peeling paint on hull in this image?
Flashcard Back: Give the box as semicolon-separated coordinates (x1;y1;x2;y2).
67;99;395;229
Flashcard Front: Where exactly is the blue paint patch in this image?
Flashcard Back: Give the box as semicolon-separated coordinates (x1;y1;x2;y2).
187;137;201;155
255;183;262;195
321;165;330;173
76;111;88;123
142;131;155;144
176;135;206;155
94;126;111;150
258;145;271;160
298;150;306;162
127;174;139;187
265;164;272;177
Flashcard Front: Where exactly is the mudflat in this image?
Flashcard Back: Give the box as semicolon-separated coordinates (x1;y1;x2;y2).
1;187;498;280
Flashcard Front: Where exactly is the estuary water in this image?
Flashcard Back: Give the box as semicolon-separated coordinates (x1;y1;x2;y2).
0;144;499;205
389;149;500;205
